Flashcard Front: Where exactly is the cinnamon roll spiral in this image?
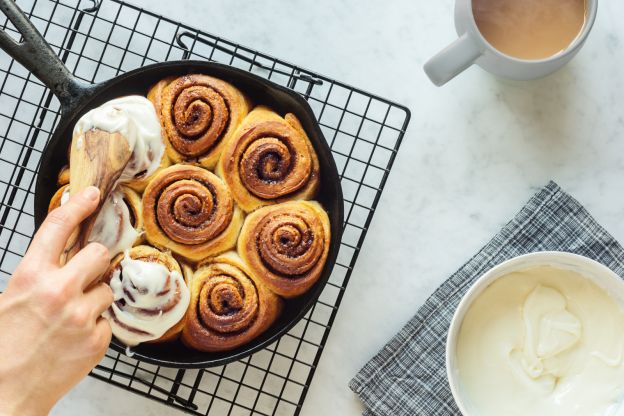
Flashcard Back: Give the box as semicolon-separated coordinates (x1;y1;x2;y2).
48;185;143;257
217;106;320;212
102;245;192;345
148;74;251;169
237;200;330;298
182;251;282;352
142;164;243;262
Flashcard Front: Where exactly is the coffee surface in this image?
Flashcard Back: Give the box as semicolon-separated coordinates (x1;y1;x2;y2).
473;0;586;60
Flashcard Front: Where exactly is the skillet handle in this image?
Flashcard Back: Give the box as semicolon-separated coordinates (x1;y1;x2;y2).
0;0;92;113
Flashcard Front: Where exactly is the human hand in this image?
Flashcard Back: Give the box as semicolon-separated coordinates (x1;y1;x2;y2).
0;187;113;416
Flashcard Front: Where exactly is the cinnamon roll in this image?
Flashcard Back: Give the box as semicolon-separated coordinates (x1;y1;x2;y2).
102;245;192;345
56;154;169;194
48;185;143;257
48;184;70;211
181;251;282;352
237;200;330;298
124;149;170;192
217;106;320;212
142;164;244;262
148;74;251;169
57;165;70;186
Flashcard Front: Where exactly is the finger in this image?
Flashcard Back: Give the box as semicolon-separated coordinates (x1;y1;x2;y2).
91;317;113;359
28;187;100;265
64;242;110;290
82;282;114;318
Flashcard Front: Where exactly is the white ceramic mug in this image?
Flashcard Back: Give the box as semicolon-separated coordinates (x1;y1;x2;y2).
424;0;598;86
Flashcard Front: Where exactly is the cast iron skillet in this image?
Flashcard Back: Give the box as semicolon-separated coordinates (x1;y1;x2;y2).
0;0;343;368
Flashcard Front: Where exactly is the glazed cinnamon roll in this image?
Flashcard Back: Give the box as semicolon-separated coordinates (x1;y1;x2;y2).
237;200;330;298
142;164;243;262
48;185;143;257
108;96;171;192
102;245;192;345
181;251;282;352
148;74;251;169
217;106;320;212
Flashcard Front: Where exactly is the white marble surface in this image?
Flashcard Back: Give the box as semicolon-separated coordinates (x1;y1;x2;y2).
52;0;624;415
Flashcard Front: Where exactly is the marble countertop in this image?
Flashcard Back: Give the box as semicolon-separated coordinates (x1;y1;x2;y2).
52;0;624;415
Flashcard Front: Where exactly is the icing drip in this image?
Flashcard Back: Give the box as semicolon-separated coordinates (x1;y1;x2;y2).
125;346;135;358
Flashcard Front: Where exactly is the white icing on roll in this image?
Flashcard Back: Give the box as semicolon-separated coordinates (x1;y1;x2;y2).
60;187;70;205
103;253;190;346
60;188;138;257
73;95;164;181
88;190;139;258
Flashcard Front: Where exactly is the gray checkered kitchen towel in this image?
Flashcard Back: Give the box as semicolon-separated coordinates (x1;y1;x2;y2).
349;181;624;416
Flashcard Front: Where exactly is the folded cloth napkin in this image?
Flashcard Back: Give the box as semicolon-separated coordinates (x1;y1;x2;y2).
349;181;624;416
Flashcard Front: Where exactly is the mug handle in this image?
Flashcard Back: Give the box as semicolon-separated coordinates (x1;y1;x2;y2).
424;33;483;87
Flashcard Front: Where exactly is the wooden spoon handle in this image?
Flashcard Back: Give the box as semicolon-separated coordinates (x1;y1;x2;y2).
62;129;132;264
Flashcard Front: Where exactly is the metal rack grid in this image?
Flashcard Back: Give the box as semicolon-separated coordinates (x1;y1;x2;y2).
0;0;411;414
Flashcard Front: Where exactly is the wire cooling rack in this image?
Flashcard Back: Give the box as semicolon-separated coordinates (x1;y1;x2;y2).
0;0;410;414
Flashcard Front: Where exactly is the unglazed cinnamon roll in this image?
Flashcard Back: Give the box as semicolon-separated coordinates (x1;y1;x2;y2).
57;165;70;186
142;164;244;262
102;245;192;346
48;185;143;257
48;184;70;211
181;251;282;352
124;149;170;193
237;200;330;298
217;106;320;212
148;74;251;169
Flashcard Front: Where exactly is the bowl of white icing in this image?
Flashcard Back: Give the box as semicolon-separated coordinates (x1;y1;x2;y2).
447;251;624;416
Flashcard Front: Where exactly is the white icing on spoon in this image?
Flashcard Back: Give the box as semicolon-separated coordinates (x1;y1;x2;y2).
67;96;164;257
73;95;164;181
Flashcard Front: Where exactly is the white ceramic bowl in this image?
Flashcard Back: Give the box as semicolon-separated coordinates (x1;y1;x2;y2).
446;251;624;415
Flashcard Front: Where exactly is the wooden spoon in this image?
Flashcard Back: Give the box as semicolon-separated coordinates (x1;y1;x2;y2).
62;128;132;264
